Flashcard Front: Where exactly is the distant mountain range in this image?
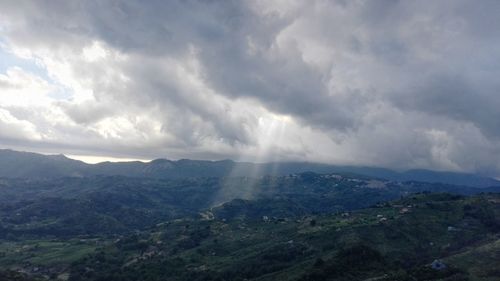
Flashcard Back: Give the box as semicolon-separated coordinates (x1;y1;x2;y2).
0;148;499;188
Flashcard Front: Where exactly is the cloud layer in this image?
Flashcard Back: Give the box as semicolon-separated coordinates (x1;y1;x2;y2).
0;0;500;176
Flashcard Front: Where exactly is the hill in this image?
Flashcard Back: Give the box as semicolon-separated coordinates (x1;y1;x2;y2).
1;149;499;187
1;173;498;239
0;171;498;280
64;193;500;281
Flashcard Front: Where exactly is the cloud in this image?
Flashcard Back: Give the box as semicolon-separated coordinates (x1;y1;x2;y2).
0;108;41;141
0;0;499;176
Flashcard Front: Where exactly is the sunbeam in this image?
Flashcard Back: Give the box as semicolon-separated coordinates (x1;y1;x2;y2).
212;112;290;206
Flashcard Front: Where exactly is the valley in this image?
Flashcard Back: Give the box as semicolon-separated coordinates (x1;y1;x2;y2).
0;151;499;280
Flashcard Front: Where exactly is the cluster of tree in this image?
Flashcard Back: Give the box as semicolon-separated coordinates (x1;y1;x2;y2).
62;193;500;281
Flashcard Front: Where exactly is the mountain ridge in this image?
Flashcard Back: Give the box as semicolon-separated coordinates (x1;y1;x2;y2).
0;148;499;188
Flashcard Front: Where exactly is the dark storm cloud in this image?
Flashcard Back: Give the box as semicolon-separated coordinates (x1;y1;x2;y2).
0;0;356;131
1;0;500;175
392;73;500;139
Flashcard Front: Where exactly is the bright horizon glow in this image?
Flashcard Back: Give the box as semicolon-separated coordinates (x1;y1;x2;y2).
67;154;150;164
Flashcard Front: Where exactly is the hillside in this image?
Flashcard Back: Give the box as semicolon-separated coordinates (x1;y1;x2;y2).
1;173;498;239
0;152;499;280
0;172;498;280
61;193;499;281
1;149;499;187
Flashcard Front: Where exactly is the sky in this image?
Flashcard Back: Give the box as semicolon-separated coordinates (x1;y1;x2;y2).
0;1;500;175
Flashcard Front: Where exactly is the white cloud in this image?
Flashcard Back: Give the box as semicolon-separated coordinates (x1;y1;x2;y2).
0;0;499;176
0;67;55;106
0;108;41;140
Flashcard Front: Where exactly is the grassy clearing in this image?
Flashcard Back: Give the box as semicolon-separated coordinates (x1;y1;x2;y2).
0;239;100;268
445;238;500;281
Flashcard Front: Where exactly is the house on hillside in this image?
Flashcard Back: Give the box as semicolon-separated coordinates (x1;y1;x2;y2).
430;259;447;270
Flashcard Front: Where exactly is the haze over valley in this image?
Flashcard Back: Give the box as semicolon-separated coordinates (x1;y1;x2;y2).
1;1;500;280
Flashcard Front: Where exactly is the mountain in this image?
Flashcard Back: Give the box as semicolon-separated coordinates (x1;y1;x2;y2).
0;149;88;178
1;148;499;187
